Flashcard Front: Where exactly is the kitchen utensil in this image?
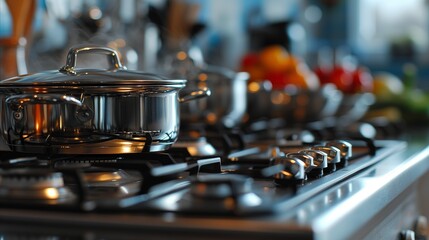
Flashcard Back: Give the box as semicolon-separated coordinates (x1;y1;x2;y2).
166;0;200;49
0;0;36;79
246;82;343;125
181;65;249;128
0;45;209;154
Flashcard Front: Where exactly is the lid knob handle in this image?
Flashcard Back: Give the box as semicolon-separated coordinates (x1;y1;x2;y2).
59;46;125;75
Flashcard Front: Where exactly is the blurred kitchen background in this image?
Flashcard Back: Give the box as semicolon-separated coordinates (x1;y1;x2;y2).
2;0;429;126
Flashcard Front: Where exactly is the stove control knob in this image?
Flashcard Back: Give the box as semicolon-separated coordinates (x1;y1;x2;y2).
286;152;315;173
311;145;341;173
311;146;341;164
326;140;352;167
298;149;327;178
326;140;352;158
273;157;305;186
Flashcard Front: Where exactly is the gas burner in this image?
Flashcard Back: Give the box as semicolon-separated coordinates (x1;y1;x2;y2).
0;167;142;205
82;168;142;199
0;169;75;203
174;174;272;215
0;169;64;189
190;174;252;199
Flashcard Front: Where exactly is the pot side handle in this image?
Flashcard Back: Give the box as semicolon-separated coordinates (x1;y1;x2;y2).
6;94;83;110
59;46;125;75
179;87;211;103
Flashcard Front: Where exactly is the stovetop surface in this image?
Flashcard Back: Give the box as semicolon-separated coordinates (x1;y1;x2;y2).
0;138;392;210
0;125;428;240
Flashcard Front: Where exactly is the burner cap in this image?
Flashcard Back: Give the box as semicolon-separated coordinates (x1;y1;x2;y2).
191;174;252;199
0;169;64;189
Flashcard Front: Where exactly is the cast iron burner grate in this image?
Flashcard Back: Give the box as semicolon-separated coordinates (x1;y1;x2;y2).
0;152;221;212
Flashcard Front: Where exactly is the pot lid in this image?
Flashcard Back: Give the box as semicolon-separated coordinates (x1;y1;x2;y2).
0;46;186;88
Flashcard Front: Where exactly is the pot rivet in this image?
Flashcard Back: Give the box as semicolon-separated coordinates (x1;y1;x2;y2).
75;106;93;123
13;111;23;120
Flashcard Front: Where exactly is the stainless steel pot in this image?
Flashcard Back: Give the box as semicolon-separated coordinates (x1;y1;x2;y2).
180;65;249;128
246;81;343;124
0;46;209;154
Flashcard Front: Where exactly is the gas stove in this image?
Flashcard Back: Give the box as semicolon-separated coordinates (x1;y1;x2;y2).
0;122;428;240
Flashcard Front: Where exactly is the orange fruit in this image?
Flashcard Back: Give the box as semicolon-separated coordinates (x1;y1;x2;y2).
286;56;300;71
286;71;308;89
259;45;290;72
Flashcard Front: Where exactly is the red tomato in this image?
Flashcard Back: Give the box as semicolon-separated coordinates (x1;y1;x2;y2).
329;65;353;92
265;71;288;90
240;53;260;68
314;66;331;85
350;67;373;93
